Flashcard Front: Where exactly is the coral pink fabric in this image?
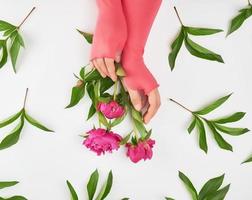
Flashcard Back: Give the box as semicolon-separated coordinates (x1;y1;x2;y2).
121;0;162;94
91;0;127;60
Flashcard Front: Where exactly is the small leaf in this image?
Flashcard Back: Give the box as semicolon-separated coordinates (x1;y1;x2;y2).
214;123;249;136
185;26;223;35
206;121;233;151
85;70;102;82
195;117;208;153
131;109;143;123
87;170;99;200
0;20;16;31
66;180;79;200
0;40;8;69
120;132;132;145
100;78;114;94
79;67;85;80
242;154;252;164
0;110;23;128
212;112;246;124
187;117;196;134
0;117;24;150
165;198;175;200
77;29;93;44
194;93;232;115
10;32;22;73
87;104;97;120
24;112;54;132
66;84;85;108
178;171;198;200
133;119;147;139
96;170;113;200
111;113;126;127
98;112;109;127
184;36;224;63
3;196;28;200
168;28;184;70
198;174;225;200
205;184;230;200
0;181;19;189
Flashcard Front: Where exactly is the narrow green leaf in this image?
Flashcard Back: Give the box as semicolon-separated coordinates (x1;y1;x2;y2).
0;20;16;31
3;196;28;200
87;104;96;120
205;184;230;200
10;33;22;73
184;36;224;63
165;198;175;200
111;113;126;127
120;132;132;145
188;117;196;134
133;119;147;139
185;26;223;36
168;28;184;70
242;154;252;164
206;121;233;151
98;112;109;127
198;174;225;200
0;181;19;189
99;78;114;94
131;109;143;123
0;40;8;69
66;84;85;108
66;180;79;200
79;67;85;80
178;171;198;200
0;110;22;128
212;112;246;124
195;117;208;153
87;170;99;200
77;29;93;44
214;123;249;136
85;70;102;82
24;112;54;132
0;117;24;150
194;94;232;115
96;171;113;200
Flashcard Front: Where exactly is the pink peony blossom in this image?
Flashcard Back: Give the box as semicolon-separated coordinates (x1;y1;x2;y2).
97;101;125;119
83;128;122;155
126;139;155;163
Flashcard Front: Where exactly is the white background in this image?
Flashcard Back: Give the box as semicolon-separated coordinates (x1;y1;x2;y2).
0;0;252;199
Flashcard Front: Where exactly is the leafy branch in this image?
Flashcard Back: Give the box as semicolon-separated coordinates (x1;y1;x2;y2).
227;2;252;36
0;7;36;73
0;181;27;199
0;88;54;150
170;94;249;153
169;7;224;71
66;170;129;200
166;172;230;200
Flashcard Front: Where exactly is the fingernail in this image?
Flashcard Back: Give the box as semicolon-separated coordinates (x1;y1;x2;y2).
135;104;142;111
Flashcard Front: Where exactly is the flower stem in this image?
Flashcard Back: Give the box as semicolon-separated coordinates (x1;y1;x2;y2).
169;98;193;113
18;7;36;29
113;80;118;101
174;7;184;26
23;88;29;109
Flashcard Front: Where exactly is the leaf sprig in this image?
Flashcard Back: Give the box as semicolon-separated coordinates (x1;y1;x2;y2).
77;29;93;44
170;94;249;153
66;170;129;200
165;172;230;200
227;1;252;36
0;7;35;73
0;88;54;150
0;181;27;200
169;7;224;71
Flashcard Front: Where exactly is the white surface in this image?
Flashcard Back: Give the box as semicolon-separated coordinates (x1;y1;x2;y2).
0;0;252;199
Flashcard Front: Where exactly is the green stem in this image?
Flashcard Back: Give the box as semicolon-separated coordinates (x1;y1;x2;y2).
113;80;118;100
18;7;36;29
23;88;29;109
174;7;184;26
169;98;193;113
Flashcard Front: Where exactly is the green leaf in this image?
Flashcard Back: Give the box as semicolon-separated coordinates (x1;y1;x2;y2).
24;112;54;132
242;154;252;164
133;119;147;139
206;121;233;151
66;84;85;108
185;26;223;36
195;117;208;153
0;110;23;128
168;28;184;70
0;117;24;150
0;181;19;189
85;70;102;82
79;67;85;80
131;109;143;123
10;32;22;73
0;40;8;69
214;123;249;136
227;6;252;36
87;104;97;120
111;113;126;127
184;36;224;63
120;132;132;145
98;112;109;127
87;170;99;200
212;112;246;124
3;196;28;200
96;171;113;200
77;29;93;44
188;117;196;134
66;180;79;200
100;78;114;94
165;198;175;200
205;184;230;200
198;174;225;200
194;94;232;115
0;20;16;31
178;171;198;200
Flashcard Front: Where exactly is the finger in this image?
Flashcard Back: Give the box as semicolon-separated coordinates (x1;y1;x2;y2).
143;90;161;124
115;54;121;63
93;60;106;78
105;58;117;81
96;58;109;76
128;88;142;111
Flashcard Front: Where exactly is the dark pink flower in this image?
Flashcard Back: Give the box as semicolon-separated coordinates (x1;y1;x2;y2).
126;139;155;163
83;128;122;155
97;101;125;119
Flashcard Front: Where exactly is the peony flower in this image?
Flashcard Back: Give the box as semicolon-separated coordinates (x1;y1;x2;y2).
97;101;125;119
83;128;122;155
126;139;155;163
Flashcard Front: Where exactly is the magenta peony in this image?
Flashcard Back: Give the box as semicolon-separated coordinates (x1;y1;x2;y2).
126;139;155;163
83;128;122;155
97;101;125;119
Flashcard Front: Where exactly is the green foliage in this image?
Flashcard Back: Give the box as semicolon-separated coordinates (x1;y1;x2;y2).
77;29;93;44
0;181;27;199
